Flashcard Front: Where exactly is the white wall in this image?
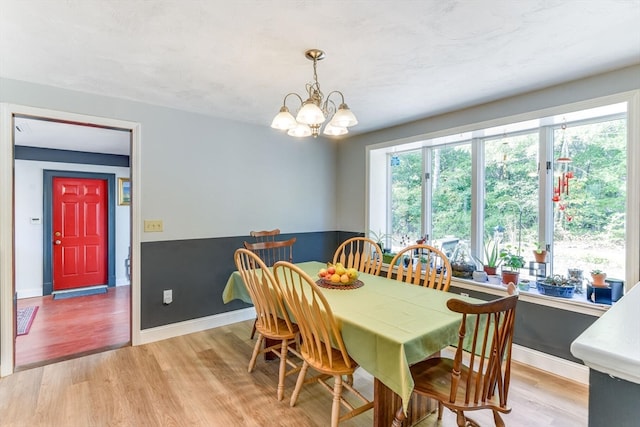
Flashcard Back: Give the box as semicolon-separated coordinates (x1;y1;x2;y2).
0;78;338;242
14;160;130;297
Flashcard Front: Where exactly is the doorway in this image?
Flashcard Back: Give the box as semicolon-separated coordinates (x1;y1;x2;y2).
44;172;116;294
0;104;141;376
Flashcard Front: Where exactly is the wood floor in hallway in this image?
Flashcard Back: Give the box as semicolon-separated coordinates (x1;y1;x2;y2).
15;285;130;369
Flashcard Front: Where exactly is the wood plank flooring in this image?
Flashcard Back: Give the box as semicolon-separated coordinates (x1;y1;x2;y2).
15;285;130;368
1;319;588;427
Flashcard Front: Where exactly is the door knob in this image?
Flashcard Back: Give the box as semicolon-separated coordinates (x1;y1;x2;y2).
54;231;61;237
55;240;61;245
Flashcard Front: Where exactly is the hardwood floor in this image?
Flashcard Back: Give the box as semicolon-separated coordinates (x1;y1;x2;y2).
15;285;130;369
1;319;588;427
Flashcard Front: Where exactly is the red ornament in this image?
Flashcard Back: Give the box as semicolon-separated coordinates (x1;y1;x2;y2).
565;171;574;179
552;195;560;202
559;204;566;211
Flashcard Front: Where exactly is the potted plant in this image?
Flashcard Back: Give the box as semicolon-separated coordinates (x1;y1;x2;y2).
536;274;576;298
590;269;607;287
499;246;525;285
533;242;547;263
475;238;502;275
450;242;477;279
369;229;391;253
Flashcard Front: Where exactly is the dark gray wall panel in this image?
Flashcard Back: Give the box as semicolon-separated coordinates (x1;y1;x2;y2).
589;370;640;427
140;231;347;329
15;145;130;167
449;285;597;362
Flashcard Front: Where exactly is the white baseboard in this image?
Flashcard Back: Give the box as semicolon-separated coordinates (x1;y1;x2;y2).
512;344;589;385
139;307;256;345
17;288;43;299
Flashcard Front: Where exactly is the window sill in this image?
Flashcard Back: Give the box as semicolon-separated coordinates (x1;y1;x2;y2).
450;277;609;317
380;264;609;317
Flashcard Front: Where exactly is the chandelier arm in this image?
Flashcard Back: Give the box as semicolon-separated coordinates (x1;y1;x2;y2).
325;90;346;105
282;92;304;107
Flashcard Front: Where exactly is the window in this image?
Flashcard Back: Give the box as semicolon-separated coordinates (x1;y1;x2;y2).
551;117;627;282
368;97;636;295
483;132;539;255
431;144;472;244
389;150;422;251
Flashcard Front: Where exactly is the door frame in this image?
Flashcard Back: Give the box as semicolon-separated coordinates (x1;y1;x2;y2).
0;103;142;376
44;171;117;294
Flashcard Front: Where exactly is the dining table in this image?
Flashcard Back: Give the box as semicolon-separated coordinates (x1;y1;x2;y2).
223;260;482;426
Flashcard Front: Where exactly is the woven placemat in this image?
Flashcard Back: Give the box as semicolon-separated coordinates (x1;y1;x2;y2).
315;279;364;290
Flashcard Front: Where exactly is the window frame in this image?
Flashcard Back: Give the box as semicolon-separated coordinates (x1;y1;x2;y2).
367;91;640;300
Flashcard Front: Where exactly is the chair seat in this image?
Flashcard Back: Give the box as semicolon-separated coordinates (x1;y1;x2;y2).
256;317;299;341
301;346;357;376
410;357;512;414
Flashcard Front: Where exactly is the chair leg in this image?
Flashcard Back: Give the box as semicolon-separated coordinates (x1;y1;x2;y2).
438;401;443;420
331;375;344;427
290;361;309;407
248;334;264;373
391;406;406;427
455;410;466;427
276;338;288;401
250;318;257;339
492;411;505;427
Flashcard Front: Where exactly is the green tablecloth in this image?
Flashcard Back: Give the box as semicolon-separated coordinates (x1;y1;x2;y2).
223;261;478;412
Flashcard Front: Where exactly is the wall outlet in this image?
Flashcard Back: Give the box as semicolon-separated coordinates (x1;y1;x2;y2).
163;289;172;305
144;219;163;232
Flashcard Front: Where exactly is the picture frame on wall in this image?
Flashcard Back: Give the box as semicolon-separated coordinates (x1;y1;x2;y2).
118;177;131;206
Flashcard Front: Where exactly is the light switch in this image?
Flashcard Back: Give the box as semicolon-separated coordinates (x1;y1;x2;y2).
144;220;163;232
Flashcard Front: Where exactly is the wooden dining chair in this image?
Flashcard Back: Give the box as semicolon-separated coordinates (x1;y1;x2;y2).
387;244;452;291
273;261;374;427
332;237;383;276
244;236;296;338
233;248;301;401
243;237;296;268
250;228;281;242
392;294;519;427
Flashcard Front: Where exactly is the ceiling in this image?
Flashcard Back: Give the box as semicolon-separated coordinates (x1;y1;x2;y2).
2;1;639;152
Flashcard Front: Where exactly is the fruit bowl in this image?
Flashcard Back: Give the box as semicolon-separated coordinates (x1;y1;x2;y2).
317;262;360;285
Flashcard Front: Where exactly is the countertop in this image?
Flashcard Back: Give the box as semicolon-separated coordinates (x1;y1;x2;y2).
570;281;640;384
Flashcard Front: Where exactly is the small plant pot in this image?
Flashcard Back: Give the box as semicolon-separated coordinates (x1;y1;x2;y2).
518;280;531;291
483;265;497;276
487;275;501;285
591;273;607;287
472;271;488;282
533;250;547;263
501;270;520;286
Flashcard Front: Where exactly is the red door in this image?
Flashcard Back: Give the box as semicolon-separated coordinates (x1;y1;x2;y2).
52;177;108;290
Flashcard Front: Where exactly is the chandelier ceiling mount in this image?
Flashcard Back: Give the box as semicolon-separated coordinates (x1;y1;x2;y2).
271;49;357;138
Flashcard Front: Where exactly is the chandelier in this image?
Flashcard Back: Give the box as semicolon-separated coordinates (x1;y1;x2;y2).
271;49;358;138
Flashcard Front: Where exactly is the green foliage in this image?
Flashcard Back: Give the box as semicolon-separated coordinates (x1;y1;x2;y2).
388;118;627;262
475;238;502;268
499;246;525;271
369;229;390;247
543;275;571;286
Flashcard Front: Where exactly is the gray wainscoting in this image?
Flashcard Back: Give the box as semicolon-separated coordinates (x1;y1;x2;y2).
449;285;597;363
140;231;359;329
588;370;640;427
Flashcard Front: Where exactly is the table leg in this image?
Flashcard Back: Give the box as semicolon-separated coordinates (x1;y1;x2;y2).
373;378;435;427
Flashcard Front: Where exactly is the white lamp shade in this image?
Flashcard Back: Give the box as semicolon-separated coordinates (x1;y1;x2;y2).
323;122;348;136
287;122;312;137
296;101;325;125
271;108;297;130
330;104;358;127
